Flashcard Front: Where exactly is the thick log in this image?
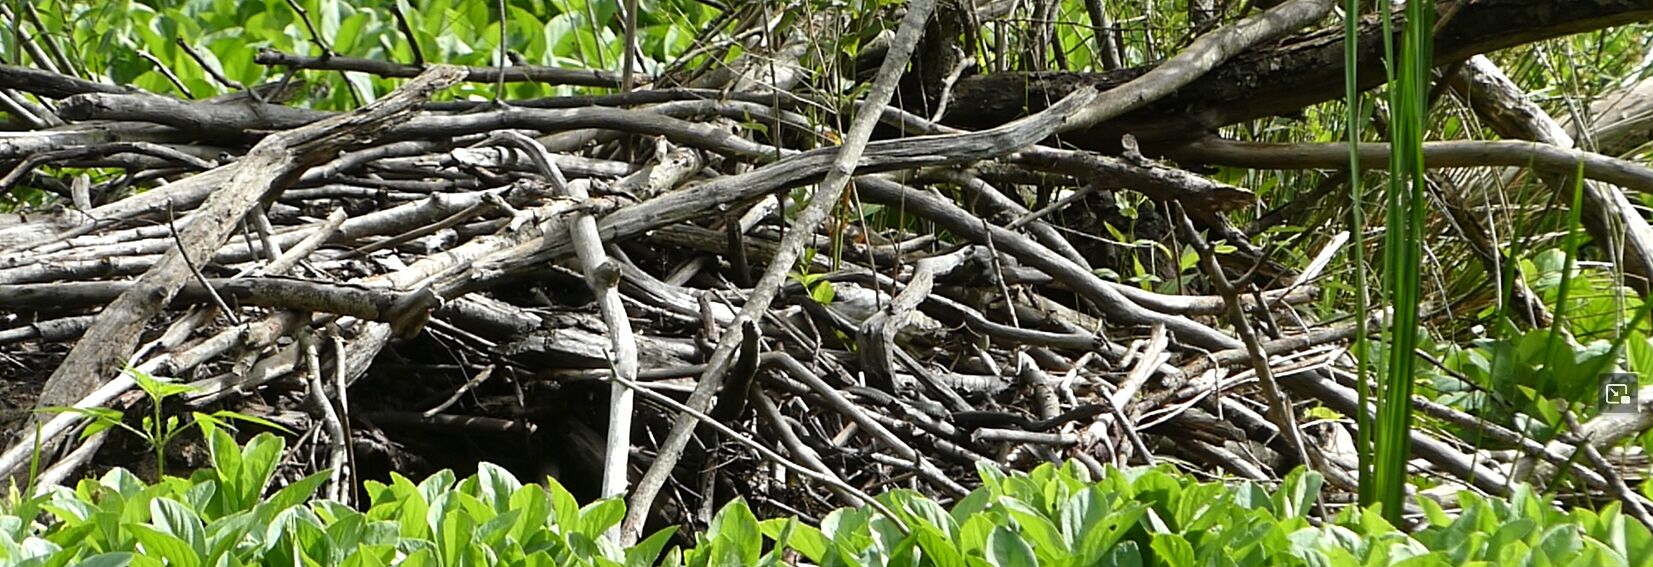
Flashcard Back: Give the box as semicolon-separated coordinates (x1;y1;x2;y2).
0;278;405;321
942;0;1653;150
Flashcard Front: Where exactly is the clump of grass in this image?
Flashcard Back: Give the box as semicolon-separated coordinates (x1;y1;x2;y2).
1366;0;1433;524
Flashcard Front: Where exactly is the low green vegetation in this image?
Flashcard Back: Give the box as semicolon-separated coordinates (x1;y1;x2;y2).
3;0;1653;565
1;429;1647;566
23;0;719;108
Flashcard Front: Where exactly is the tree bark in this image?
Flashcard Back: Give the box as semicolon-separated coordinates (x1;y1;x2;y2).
941;0;1653;151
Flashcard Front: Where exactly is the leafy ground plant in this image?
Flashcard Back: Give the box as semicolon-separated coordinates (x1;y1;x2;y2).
46;367;289;477
1;430;1648;565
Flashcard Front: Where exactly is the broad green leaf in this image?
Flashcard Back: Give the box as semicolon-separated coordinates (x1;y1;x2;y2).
1150;533;1195;567
74;553;136;567
987;526;1038;567
263;472;330;513
398;547;436;567
891;490;956;539
1275;469;1324;519
914;524;966;567
1076;503;1147;564
626;526;679;567
437;507;476;567
341;544;395;567
579;498;625;537
127;524;199;567
508;484;552;542
959;514;996;557
475;463;522;514
999;497;1068;559
545;476;580;533
150;498;205;558
417;470;456;506
1102;540;1142;567
707;499;760;565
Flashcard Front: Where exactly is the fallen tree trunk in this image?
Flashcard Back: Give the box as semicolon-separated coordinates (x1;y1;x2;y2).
942;0;1653;150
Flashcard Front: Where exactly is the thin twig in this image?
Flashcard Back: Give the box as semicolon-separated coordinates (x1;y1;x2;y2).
175;38;249;94
423;365;495;418
165;200;239;324
1173;202;1326;510
494;0;507;101
1561;411;1653;529
247;204;283;262
621;0;640;91
302;330;349;504
138;51;192;98
389;2;425;67
331;332;359;507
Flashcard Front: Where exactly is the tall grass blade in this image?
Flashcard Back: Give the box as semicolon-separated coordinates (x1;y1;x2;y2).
1545;163;1588;355
1374;0;1433;524
1344;0;1375;508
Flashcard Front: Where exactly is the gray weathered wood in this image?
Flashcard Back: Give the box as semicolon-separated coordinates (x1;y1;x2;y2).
28;65;466;414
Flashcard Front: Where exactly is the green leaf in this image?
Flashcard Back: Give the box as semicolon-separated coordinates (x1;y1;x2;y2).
341;544;396;567
399;547;437;567
1103;540;1143;567
127;367;196;401
1179;245;1200;272
1077;503;1147;563
322;508;369;563
986;526;1038;567
891;490;956;539
952;488;993;526
626;526;679;567
580;498;625;537
708;499;761;565
1150;533;1195;567
40;407;128;440
998;498;1068;559
475;462;522;514
959;514;995;557
545;476;580;533
1627;333;1653;375
264;471;329;513
762;518;828;563
437;507;476;567
1274;468;1324;519
127;524;199;567
74;553;136;567
507;484;551;542
417;470;456;506
810;280;836;304
198;410;294;436
149;498;205;558
369;474;430;539
914;524;966;567
229;433;284;512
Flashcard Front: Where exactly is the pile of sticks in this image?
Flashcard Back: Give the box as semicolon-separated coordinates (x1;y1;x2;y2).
3;0;1651;543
